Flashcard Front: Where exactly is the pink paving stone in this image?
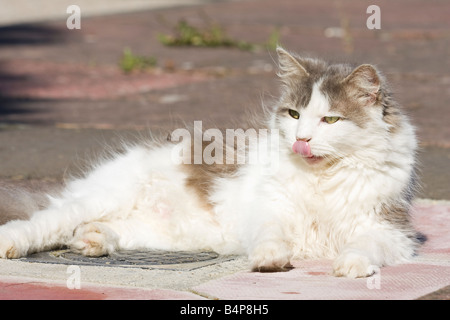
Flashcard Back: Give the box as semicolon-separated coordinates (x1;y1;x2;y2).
193;203;450;300
413;203;450;255
194;261;450;300
0;277;205;300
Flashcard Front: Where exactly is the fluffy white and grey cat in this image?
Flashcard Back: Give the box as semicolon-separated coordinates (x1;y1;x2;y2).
0;47;422;278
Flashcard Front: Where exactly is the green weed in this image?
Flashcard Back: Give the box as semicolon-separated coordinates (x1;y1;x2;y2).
158;20;254;51
119;48;157;73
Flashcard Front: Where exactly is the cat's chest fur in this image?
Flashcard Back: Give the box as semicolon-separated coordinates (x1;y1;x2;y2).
281;159;369;215
272;159;386;257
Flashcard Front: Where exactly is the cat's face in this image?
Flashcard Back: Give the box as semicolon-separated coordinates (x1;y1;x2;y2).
273;47;389;167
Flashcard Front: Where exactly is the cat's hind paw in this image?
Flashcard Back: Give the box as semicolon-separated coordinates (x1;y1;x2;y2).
333;251;375;278
70;222;118;257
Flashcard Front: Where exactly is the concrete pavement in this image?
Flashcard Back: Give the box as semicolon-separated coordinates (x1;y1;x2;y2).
0;0;214;26
0;0;449;301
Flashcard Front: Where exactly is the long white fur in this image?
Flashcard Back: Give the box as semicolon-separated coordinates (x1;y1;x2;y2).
0;66;418;279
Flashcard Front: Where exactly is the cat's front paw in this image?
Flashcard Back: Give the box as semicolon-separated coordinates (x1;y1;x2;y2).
0;234;21;259
70;222;117;257
333;250;375;278
249;242;293;272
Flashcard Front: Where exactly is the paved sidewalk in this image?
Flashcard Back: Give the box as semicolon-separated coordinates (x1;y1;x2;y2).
0;0;449;301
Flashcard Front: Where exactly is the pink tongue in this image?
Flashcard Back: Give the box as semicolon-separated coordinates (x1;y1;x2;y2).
292;140;312;157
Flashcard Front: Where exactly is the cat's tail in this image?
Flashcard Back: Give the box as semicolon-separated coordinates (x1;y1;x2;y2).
0;182;56;225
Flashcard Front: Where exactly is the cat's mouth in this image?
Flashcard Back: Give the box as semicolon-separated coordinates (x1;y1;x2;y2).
292;140;324;165
304;155;324;164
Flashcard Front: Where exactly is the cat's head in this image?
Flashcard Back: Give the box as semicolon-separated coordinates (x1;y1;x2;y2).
272;47;401;168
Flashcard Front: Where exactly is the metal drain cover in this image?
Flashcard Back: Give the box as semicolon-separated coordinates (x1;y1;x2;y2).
22;249;233;271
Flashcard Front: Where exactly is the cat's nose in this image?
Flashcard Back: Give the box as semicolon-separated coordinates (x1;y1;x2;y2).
296;137;311;142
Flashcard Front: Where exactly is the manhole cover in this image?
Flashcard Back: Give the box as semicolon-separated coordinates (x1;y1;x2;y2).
22;249;233;271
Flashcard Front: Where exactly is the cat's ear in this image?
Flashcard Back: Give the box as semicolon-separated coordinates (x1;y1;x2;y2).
343;64;381;104
276;47;310;83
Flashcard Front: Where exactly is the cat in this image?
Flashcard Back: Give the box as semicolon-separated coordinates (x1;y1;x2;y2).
0;47;422;278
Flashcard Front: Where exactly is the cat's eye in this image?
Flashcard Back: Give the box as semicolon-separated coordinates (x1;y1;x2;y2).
288;109;300;119
323;116;341;124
